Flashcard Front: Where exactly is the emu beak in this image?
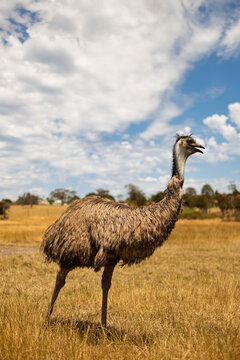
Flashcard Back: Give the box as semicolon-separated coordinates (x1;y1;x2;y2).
192;142;205;154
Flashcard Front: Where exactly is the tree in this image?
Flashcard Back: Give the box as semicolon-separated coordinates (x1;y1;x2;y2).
0;200;10;219
125;184;147;206
185;187;197;196
49;188;78;205
150;191;165;203
16;192;40;206
117;194;124;202
228;182;239;195
183;194;196;208
2;199;12;204
195;195;211;214
215;191;232;218
70;194;80;202
200;184;215;212
233;195;240;219
86;188;115;201
201;184;214;197
46;197;54;205
95;189;115;201
184;187;197;208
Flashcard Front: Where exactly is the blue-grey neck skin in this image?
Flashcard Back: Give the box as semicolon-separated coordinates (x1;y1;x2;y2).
171;141;188;185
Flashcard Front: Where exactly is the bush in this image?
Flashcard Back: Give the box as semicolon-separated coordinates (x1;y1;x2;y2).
0;200;10;219
16;193;40;206
86;189;115;201
48;189;79;205
150;191;165;203
125;184;147;206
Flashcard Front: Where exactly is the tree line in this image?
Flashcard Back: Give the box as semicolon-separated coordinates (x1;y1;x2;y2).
0;182;240;220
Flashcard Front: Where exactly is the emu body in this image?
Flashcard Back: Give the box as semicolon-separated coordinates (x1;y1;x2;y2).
41;135;204;327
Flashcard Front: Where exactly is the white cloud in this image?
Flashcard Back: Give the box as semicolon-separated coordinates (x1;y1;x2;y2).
203;114;238;141
228;102;240;128
202;103;240;162
220;17;240;56
0;0;230;141
141;102;183;140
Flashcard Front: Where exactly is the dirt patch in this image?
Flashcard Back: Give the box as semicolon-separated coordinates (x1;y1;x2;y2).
0;246;39;256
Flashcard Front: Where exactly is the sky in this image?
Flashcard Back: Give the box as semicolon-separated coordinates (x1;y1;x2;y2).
0;0;240;201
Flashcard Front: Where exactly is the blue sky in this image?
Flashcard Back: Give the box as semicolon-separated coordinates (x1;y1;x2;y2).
0;0;240;200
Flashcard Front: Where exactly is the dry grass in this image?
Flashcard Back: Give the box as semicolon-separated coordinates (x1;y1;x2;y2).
0;206;240;359
0;205;66;244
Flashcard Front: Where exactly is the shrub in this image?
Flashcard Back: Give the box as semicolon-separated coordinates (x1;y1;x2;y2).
0;200;10;219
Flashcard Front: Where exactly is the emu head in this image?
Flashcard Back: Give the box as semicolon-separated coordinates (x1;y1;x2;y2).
173;134;205;179
175;134;205;157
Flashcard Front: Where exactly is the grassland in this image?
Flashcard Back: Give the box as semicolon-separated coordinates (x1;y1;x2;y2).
0;205;66;244
0;206;240;359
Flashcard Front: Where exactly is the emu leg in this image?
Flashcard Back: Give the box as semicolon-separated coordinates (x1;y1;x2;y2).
46;267;70;320
101;261;118;327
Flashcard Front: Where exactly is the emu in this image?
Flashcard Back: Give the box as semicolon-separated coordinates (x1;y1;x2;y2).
41;134;204;327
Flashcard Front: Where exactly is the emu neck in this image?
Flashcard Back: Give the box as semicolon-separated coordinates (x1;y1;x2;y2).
172;143;187;181
148;175;183;243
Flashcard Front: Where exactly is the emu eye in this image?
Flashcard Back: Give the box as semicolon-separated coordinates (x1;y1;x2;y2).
188;141;195;148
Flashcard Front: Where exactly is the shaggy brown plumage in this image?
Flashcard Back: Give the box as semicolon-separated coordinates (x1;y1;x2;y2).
42;176;182;271
41;134;204;327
